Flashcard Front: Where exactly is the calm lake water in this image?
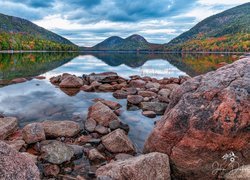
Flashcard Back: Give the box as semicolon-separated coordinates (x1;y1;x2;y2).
0;52;240;150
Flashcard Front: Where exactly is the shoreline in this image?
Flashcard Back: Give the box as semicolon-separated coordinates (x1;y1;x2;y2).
0;50;249;54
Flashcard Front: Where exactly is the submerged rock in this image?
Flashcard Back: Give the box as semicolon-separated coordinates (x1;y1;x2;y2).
101;129;135;154
0;117;18;140
42;120;81;138
96;152;170;180
0;141;40;180
144;58;250;179
40;140;74;164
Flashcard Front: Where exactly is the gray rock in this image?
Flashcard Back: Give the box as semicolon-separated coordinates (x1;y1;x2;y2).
224;165;250;180
40;140;74;164
22;123;46;144
140;102;168;115
85;118;97;132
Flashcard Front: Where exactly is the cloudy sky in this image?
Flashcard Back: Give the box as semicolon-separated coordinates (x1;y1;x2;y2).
0;0;249;46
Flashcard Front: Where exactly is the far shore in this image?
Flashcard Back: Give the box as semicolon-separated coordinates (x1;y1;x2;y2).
0;50;249;54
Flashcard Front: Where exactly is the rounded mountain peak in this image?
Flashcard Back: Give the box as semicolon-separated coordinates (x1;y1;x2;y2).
126;34;147;43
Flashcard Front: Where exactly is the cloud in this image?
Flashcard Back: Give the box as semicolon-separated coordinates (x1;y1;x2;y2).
0;0;248;46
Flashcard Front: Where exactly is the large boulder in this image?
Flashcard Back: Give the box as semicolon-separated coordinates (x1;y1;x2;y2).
144;58;250;179
42;120;80;138
96;152;171;180
0;141;40;179
88;102;120;127
40;140;74;164
224;165;250;179
101;129;135;153
0;117;18;140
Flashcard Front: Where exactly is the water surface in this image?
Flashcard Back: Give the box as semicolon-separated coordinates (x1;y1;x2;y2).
0;52;240;150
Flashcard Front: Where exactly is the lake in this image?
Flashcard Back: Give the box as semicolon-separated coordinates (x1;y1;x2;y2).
0;52;240;150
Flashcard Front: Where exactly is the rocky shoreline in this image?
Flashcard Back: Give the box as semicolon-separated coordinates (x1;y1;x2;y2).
0;57;249;180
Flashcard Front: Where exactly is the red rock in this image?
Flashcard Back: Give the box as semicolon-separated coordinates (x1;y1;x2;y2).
0;117;18;140
144;58;250;179
11;78;27;84
95;125;109;135
138;90;157;97
88;102;120;127
43;164;60;177
80;85;93;92
93;98;122;110
88;148;105;162
127;95;143;104
145;82;160;89
60;87;80;96
75;135;92;145
59;75;83;88
96;152;171;180
142;111;156;118
50;75;61;84
42;120;81;138
114;109;123;116
98;84;115;92
0;141;40;179
101;129;135;154
129;79;146;88
22;123;46;144
6;139;26;151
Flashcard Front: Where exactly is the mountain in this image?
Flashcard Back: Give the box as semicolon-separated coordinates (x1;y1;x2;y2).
165;3;250;52
0;13;77;51
83;34;163;51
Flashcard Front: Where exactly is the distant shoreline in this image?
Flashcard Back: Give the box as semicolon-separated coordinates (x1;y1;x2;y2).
0;50;249;54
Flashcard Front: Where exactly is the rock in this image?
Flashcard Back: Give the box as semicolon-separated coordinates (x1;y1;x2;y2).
114;109;123;116
108;120;121;130
129;79;146;88
75;135;92;145
144;58;250;179
113;90;128;99
69;145;84;158
224;165;250;180
96;152;170;180
142;111;156;118
138;90;157;97
95;125;109;135
101;129;135;154
11;78;27;84
115;153;133;161
6;139;26;151
21;152;38;164
22;123;46;144
140;102;168;115
50;75;61;84
59;75;83;88
0;117;18;140
158;88;171;103
162;83;180;91
127;95;143;104
60;88;80;96
98;84;115;92
80;85;93;92
88;72;119;83
88;102;120;127
145;82;160;89
93;98;122;110
43;164;60;177
85;118;97;132
42;120;81;138
0;141;40;179
34;76;46;80
88;148;106;162
90;81;102;90
40;140;74;164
